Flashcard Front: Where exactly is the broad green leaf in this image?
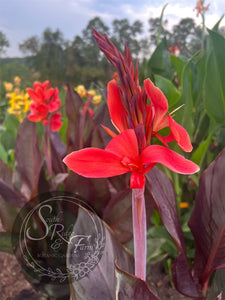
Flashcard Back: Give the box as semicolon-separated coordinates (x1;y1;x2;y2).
0;130;15;150
172;62;194;138
0;232;13;254
191;129;214;167
204;30;225;125
146;38;173;80
211;15;224;32
3;114;20;135
154;74;180;107
170;55;186;84
0;143;7;163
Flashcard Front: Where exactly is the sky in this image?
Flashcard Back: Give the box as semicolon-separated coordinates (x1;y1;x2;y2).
0;0;225;57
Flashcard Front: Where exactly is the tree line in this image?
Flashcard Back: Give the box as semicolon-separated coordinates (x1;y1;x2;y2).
1;16;225;87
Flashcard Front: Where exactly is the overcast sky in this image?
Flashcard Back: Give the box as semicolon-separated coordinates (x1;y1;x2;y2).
0;0;224;57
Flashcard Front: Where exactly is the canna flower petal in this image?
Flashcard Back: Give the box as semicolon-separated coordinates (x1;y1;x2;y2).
106;129;139;159
63;148;129;178
168;115;193;152
144;78;168;128
26;88;41;103
49;113;62;132
141;145;199;174
107;80;127;132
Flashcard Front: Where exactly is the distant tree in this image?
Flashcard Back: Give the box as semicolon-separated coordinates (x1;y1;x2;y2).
19;28;66;85
171;18;201;56
111;19;143;58
82;17;110;67
0;31;10;56
148;17;171;47
19;36;40;55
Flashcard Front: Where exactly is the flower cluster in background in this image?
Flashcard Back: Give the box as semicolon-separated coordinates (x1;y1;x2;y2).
27;80;62;131
74;84;102;106
194;0;210;17
7;91;31;122
4;76;31;122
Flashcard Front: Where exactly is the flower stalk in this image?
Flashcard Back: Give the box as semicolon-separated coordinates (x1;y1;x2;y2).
132;187;147;280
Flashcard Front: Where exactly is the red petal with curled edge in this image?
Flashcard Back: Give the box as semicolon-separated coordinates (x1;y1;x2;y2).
49;113;62;132
144;78;168;128
107;80;127;132
106;129;139;159
168;115;193;152
26;88;41;102
63;148;129;178
141;145;199;174
44;87;54;101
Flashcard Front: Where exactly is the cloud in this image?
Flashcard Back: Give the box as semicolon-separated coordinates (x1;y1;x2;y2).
0;0;224;57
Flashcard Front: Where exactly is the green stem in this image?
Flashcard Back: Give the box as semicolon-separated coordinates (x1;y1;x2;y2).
201;12;205;50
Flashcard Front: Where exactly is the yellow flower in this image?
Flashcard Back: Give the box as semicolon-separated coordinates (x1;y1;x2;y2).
4;82;13;92
14;76;21;86
8;91;31;122
92;95;102;105
88;89;96;97
14;87;21;95
6;92;12;98
75;85;87;98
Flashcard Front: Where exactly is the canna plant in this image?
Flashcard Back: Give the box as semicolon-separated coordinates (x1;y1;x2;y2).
63;29;199;282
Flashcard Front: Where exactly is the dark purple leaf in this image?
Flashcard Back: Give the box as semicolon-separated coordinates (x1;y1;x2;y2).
103;188;133;244
115;264;160;300
50;131;67;174
14;118;43;200
52;173;68;188
65;84;104;152
146;167;201;297
103;185;154;244
0;178;26;207
0;159;20;231
65;84;83;152
94;102;117;147
65;171;110;215
189;149;225;290
67;208;134;300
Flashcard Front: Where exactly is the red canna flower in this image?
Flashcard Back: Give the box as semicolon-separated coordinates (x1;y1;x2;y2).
64;129;199;189
27;81;62;132
64;30;199;189
49;112;62;132
63;29;200;282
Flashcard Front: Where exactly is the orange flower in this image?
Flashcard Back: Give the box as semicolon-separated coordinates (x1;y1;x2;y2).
194;0;210;17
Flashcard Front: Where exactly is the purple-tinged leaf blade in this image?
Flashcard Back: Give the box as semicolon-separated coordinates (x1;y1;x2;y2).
67;208;134;300
189;149;225;289
0;159;20;231
14;118;43;200
0;178;26;208
65;84;104;152
65;171;110;215
50;131;67;174
146;167;201;297
115;264;160;300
